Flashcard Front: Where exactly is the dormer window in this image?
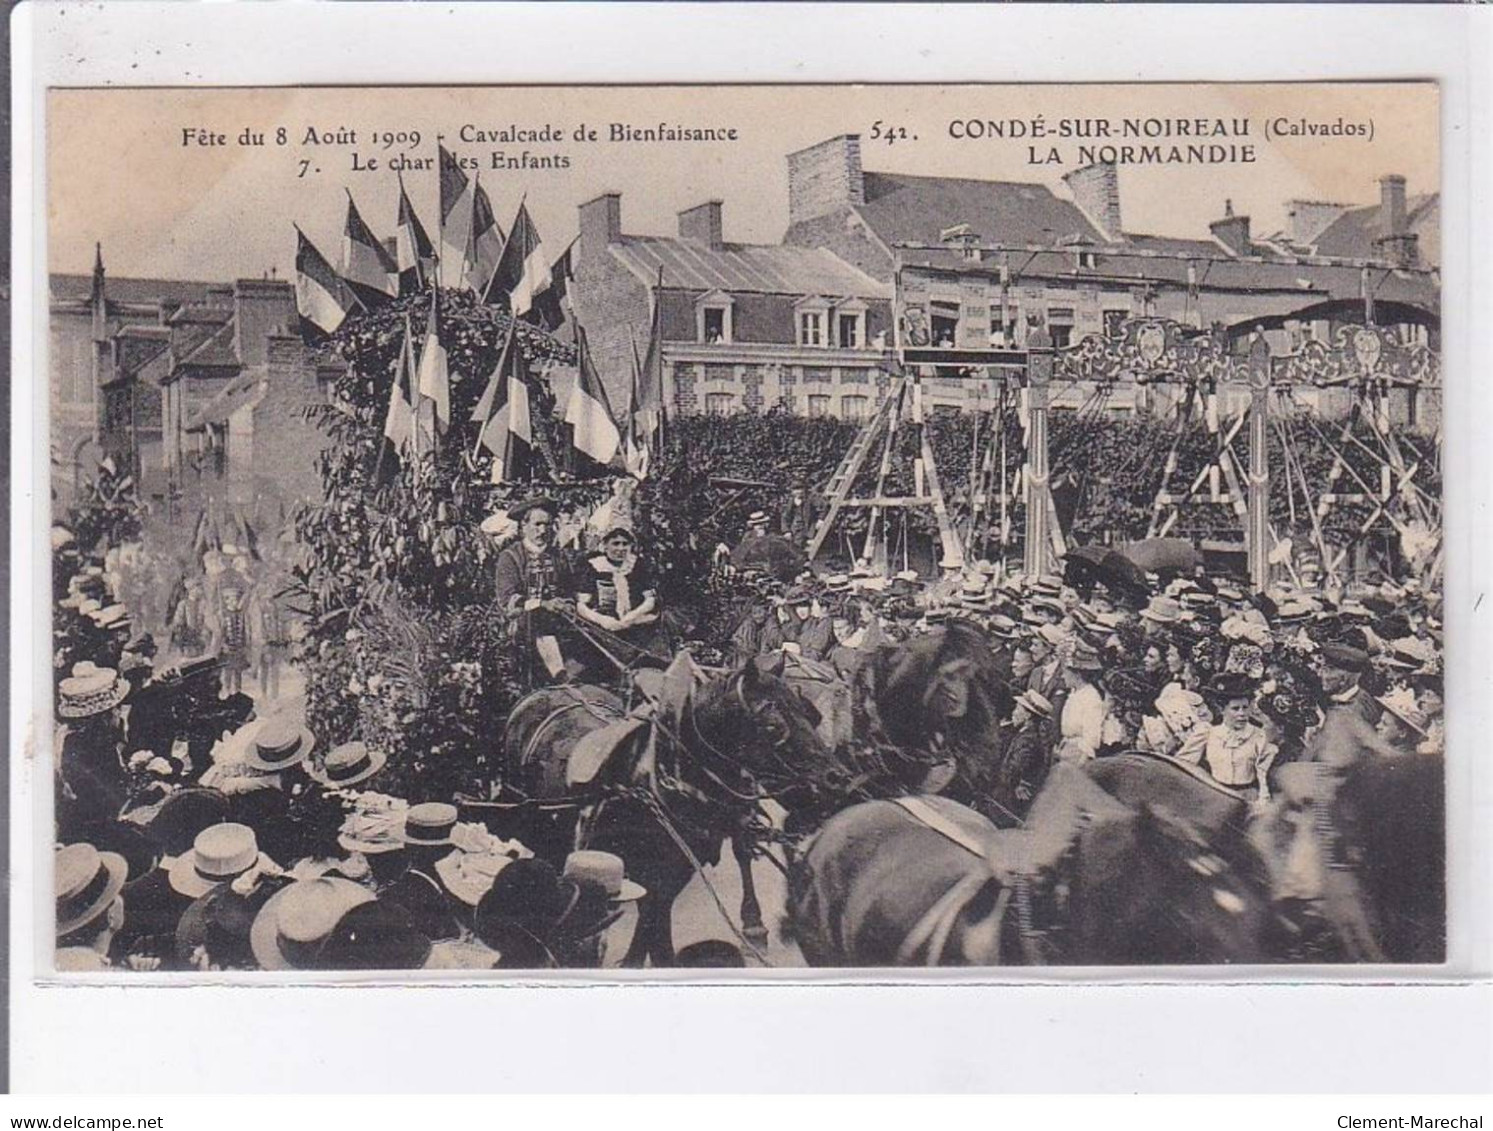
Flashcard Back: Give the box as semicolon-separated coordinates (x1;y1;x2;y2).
833;298;868;349
1060;233;1099;271
695;289;734;344
795;295;832;347
703;308;726;343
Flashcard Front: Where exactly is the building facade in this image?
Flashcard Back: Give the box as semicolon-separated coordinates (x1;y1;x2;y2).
570;193;896;420
781;135;1440;425
50;252;339;529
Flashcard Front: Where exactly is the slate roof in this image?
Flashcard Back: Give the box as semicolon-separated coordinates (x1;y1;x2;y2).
1311;193;1438;261
856;172;1104;249
175;317;241;369
50;274;221;307
609;235;890;299
186;371;265;430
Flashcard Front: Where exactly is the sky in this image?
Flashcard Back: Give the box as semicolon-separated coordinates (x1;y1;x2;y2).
47;82;1439;282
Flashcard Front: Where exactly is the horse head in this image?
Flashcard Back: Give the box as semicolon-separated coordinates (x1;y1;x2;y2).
1068;799;1273;965
688;653;849;817
1250;756;1444;963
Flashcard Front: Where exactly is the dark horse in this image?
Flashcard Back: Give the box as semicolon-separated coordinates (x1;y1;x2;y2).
1255;753;1445;963
788;762;1273;966
502;653;843;966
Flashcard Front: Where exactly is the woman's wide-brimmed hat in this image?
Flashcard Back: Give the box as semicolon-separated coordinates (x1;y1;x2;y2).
433;849;515;908
1206;670;1258;705
336;798;407;856
473;858;623;964
563;850;646;903
168;823;268;900
240;716;316;773
55;842;128;937
57;662;130;719
1377;687;1429;737
174;881;282;971
313;900;432;971
250;877;376;971
147;787;231;856
308;741;388;790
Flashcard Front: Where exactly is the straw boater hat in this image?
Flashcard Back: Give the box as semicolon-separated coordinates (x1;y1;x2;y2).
1139;596;1188;625
746;510;770;528
1014;689;1054;720
55;843;128;938
1028;576;1063;599
309;741;387;790
401;802;460;847
563;850;646;902
250;877;375;971
1067;640;1105;672
167;823;269;900
57;662;130;719
240;716;316;773
985;614;1020;639
89;603;132;631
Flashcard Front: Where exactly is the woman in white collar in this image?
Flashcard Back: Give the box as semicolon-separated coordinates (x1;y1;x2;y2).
574;522;660;652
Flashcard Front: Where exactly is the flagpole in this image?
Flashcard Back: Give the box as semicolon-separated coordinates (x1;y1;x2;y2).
433;145;444;292
654;265;667;450
429;289;441;455
406;310;422;462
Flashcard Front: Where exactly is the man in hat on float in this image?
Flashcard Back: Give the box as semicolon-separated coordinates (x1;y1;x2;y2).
490;496;574;683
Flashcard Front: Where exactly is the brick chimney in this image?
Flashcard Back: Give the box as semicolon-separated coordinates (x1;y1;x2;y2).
678;200;724;249
579;192;623;253
233;279;297;367
1373;174;1419;268
1209;199;1252;256
1285;200;1346;246
786;135;865;227
1062;161;1122;242
1379;174;1408;236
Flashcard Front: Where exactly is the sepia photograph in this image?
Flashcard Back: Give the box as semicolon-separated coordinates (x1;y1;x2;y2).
42;81;1445;976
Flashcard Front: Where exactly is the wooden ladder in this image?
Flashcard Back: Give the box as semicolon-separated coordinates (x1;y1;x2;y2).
806;375;907;563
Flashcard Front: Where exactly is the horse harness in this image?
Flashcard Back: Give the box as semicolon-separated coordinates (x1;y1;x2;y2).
888;797;1050;966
